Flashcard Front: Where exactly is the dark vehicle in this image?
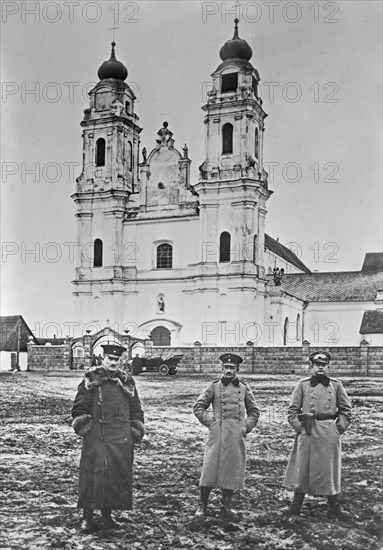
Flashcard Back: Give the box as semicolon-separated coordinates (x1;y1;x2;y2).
129;351;183;376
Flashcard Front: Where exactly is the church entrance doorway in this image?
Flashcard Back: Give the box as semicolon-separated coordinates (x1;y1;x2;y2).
150;326;171;346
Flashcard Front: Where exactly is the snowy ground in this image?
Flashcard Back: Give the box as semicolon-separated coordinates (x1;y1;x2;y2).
1;372;382;550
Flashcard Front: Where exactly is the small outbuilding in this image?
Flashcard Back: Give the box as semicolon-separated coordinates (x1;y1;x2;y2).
0;315;38;371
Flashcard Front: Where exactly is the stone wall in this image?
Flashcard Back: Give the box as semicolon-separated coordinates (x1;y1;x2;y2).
151;341;383;376
27;344;71;372
27;338;382;375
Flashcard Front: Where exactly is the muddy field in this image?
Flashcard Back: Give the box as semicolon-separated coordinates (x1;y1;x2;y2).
0;372;382;550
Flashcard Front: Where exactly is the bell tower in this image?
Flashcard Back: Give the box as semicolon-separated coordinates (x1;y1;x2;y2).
195;19;272;270
72;43;142;325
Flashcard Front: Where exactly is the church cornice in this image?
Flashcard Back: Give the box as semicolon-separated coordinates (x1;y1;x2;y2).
124;211;199;224
71;189;131;201
194;177;272;196
81;116;142;133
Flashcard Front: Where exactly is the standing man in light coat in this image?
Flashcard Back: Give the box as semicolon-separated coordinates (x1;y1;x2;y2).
282;351;352;519
193;353;260;517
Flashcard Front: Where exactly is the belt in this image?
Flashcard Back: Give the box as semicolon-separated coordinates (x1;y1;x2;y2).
314;413;337;421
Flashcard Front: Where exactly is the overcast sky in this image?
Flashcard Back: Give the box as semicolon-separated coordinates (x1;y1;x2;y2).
1;0;382;337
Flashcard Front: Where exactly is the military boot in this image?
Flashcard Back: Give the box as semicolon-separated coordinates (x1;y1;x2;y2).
80;508;95;532
327;494;350;521
281;490;305;516
195;486;211;517
220;490;235;518
101;508;122;529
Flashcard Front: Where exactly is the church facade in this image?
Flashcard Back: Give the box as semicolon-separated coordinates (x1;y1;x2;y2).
71;22;382;348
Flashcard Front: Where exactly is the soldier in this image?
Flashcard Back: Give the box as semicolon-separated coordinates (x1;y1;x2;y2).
282;351;352;519
193;353;260;517
72;344;145;532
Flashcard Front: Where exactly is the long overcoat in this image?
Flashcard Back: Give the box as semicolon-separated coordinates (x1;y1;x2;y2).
283;377;351;496
72;367;144;510
193;379;260;491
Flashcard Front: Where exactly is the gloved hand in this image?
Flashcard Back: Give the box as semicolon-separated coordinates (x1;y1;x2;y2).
72;414;93;437
131;420;145;443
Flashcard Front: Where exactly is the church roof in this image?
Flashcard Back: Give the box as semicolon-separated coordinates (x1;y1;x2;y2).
0;315;38;352
98;42;128;81
360;310;383;334
269;270;383;302
362;253;383;272
219;19;252;62
265;234;311;273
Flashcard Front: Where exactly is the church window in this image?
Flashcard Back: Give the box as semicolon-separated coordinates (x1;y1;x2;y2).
255;128;259;158
222;123;233;154
221;72;238;93
219;232;231;262
125;101;130;115
94;239;103;267
151;326;171;346
283;317;289;346
96;138;105;167
127;141;133;171
157;243;172;269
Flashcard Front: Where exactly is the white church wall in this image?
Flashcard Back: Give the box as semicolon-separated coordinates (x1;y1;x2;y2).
303;301;379;347
124;217;200;271
269;295;304;347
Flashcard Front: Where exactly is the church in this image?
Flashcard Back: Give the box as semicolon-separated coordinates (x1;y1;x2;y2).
71;21;382;348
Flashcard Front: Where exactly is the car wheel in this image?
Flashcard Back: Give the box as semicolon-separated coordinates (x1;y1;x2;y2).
159;364;170;376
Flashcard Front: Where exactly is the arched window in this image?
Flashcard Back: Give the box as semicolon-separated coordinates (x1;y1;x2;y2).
150;326;171;346
94;239;103;267
125;101;130;115
254;128;259;158
296;314;301;341
253;235;258;263
222;123;233;154
219;232;231;262
156;243;172;269
96;138;105;167
127;141;133;171
283;317;289;346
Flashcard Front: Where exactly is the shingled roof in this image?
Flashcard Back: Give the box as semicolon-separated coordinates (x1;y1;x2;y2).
265;234;311;273
0;315;38;352
362;253;383;272
360;310;383;334
267;270;383;302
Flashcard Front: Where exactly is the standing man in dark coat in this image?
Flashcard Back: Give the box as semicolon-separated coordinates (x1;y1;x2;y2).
282;351;352;519
72;344;145;532
193;353;260;517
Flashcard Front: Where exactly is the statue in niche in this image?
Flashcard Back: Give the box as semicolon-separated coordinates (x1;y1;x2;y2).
142;147;147;163
158;296;165;313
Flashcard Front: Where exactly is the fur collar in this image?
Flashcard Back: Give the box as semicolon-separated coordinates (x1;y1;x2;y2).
84;366;135;396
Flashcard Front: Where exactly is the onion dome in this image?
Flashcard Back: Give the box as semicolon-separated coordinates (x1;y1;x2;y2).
219;19;252;61
98;42;128;81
